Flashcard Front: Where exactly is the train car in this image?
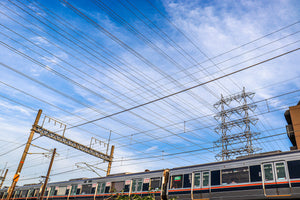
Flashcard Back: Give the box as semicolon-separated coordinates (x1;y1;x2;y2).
0;183;42;200
0;169;167;200
168;150;300;200
1;150;300;200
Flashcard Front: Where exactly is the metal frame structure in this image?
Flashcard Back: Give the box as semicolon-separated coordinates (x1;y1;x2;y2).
214;87;260;160
6;110;114;200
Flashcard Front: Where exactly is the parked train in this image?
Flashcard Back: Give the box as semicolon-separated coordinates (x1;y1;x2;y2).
1;150;300;200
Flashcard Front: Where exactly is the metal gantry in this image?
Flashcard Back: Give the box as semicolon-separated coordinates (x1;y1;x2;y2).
6;110;114;200
214;87;261;160
33;115;115;174
32;125;112;162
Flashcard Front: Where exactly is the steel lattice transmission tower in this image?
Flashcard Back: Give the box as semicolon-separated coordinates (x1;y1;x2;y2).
214;87;261;160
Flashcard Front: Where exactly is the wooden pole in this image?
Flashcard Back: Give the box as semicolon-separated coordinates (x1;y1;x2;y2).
39;148;56;200
6;109;42;200
0;169;8;189
106;145;114;176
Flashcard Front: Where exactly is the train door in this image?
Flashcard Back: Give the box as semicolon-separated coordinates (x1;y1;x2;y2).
191;171;210;200
262;161;291;197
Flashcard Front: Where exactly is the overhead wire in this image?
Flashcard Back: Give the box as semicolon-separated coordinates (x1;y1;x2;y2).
67;48;300;129
0;30;216;162
0;0;220;152
2;0;298;153
1;0;298;184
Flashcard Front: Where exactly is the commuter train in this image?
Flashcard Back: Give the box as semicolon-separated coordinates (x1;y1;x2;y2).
1;150;300;200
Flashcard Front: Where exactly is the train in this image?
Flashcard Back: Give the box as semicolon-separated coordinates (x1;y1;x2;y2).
1;149;300;200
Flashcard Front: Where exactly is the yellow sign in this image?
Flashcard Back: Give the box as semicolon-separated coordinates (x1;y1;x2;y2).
13;174;20;182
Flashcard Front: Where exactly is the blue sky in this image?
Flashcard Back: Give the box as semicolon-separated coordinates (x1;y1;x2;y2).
0;0;299;186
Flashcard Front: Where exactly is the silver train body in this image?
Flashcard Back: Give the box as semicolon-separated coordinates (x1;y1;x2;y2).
1;150;300;200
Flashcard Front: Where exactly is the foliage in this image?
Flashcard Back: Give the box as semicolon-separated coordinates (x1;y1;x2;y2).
105;193;176;200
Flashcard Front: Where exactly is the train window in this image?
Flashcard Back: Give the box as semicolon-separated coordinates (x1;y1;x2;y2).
21;190;28;198
20;190;24;197
18;190;22;197
97;182;105;194
91;187;96;194
105;182;111;194
142;183;149;191
124;185;130;193
50;186;56;196
183;174;192;188
123;181;129;192
81;184;92;194
263;164;274;181
250;165;262;182
78;185;83;194
211;170;220;186
194;173;201;188
203;172;210;187
170;175;183;189
123;180;130;192
132;179;136;192
222;167;249;184
150;177;161;191
27;189;31;197
34;189;39;197
58;186;67;195
288;160;300;178
131;179;143;192
275;162;286;180
28;189;35;197
28;189;34;197
33;189;37;197
3;192;7;199
111;181;125;193
142;178;150;191
71;184;77;195
76;188;81;195
137;180;143;191
0;192;3;198
15;190;20;198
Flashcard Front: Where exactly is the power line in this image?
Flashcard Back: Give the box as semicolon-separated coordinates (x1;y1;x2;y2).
68;48;300;129
113;132;287;162
0;1;220;152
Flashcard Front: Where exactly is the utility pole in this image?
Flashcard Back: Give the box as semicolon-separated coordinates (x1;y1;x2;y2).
6;109;42;200
39;148;56;200
0;169;8;189
106;145;114;176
